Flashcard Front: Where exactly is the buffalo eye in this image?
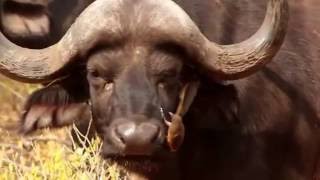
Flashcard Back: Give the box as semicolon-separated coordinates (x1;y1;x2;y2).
87;68;114;90
88;70;105;86
157;71;178;87
88;69;100;79
157;78;171;90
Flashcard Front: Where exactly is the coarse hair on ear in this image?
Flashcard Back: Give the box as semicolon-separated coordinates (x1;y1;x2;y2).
20;74;90;134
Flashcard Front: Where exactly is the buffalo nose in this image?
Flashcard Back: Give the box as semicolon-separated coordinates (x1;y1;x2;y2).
111;122;161;155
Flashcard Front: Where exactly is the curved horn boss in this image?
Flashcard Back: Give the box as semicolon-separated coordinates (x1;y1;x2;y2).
0;0;288;82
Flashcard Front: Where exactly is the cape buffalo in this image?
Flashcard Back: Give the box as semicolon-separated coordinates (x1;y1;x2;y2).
1;0;320;179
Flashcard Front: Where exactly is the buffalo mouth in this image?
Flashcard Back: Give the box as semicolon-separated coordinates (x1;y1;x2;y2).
0;0;50;47
105;155;162;175
103;152;177;179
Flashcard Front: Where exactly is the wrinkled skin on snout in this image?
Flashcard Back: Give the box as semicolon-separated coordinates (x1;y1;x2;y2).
0;0;93;48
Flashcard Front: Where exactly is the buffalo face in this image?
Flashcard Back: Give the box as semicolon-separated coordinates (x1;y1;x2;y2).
86;45;188;170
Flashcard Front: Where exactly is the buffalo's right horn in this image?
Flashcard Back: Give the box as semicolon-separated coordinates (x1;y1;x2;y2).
144;0;288;80
198;0;289;80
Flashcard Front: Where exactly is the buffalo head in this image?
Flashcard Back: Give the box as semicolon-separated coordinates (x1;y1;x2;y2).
0;0;289;175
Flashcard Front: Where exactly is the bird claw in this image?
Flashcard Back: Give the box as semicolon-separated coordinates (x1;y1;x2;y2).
164;119;171;126
164;112;174;126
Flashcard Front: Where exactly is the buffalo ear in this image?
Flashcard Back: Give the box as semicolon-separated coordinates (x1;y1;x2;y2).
24;71;90;108
20;102;91;134
20;75;90;134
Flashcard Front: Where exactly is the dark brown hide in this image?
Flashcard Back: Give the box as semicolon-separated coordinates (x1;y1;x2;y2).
175;0;320;179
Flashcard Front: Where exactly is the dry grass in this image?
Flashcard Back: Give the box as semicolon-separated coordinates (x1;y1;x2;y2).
0;75;121;180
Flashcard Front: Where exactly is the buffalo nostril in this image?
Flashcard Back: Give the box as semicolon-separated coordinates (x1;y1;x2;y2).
114;127;125;144
139;123;160;143
115;122;136;144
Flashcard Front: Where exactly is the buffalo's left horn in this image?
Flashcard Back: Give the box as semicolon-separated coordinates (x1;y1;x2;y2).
0;0;121;83
195;0;289;80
